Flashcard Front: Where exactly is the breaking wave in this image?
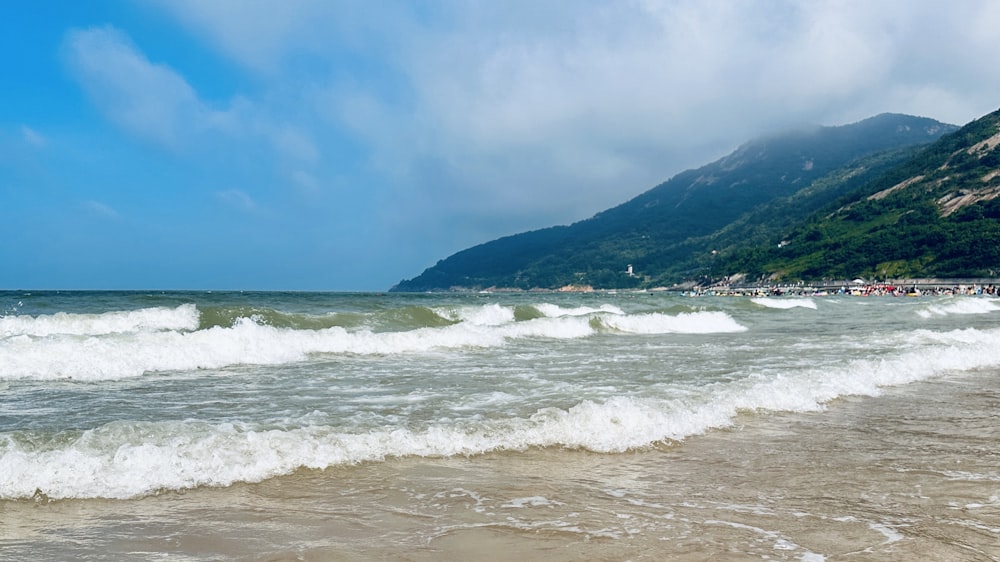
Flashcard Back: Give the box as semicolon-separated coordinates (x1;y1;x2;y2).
916;297;1000;318
751;297;818;310
4;323;997;500
0;304;745;381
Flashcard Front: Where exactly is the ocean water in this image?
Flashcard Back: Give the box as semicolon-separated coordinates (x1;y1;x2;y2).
1;290;998;560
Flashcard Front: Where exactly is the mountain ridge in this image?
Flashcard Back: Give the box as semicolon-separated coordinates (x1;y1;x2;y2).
720;107;1000;281
391;112;979;292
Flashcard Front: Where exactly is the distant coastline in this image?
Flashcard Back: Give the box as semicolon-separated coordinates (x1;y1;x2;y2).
422;277;1000;296
6;281;999;295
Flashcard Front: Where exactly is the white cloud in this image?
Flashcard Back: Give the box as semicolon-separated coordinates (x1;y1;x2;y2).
150;0;394;74
215;188;258;211
392;1;999;211
65;26;199;147
273;127;319;164
290;170;320;194
21;125;46;147
63;25;243;149
63;25;327;203
156;0;1000;241
84;200;120;219
149;0;315;72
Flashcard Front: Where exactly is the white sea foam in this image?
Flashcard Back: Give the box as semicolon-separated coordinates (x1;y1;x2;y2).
7;294;1000;501
1;398;713;499
916;297;1000;318
496;315;595;340
868;522;905;544
0;308;747;381
600;311;747;334
704;520;824;560
502;496;562;508
534;303;624;317
941;470;1000;482
0;304;199;338
0;313;601;381
446;303;516;326
4;323;999;501
751;297;818;310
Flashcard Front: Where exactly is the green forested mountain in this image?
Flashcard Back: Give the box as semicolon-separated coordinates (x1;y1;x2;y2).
391;112;969;291
719;108;1000;282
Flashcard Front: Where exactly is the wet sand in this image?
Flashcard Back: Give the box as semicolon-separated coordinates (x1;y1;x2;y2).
3;372;999;561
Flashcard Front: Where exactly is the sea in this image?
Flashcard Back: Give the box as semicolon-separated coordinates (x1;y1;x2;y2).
1;290;998;561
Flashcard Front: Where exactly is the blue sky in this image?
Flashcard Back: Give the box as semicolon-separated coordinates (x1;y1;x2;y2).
3;1;1000;291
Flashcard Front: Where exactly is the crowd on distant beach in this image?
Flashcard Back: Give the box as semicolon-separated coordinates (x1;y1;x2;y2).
830;283;998;297
686;283;1000;297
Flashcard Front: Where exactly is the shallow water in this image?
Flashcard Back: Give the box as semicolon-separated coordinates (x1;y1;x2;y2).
4;373;998;560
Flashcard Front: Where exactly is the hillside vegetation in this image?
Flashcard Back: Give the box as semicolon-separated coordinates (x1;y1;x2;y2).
720;108;1000;282
390;110;1000;291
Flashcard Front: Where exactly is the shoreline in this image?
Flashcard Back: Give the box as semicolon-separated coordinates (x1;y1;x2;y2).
683;282;1000;298
5;280;1000;295
387;277;1000;296
4;372;998;561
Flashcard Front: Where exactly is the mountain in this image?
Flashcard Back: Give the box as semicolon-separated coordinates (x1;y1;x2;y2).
392;113;959;292
719;108;1000;281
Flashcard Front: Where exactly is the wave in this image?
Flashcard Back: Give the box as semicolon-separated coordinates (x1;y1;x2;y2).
4;324;999;500
533;303;625;317
0;304;199;337
0;306;745;381
436;303;516;326
0;319;511;381
916;297;1000;318
750;297;818;310
600;311;747;334
197;306;370;331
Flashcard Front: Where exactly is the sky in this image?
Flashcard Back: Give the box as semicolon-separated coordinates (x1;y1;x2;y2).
3;1;1000;291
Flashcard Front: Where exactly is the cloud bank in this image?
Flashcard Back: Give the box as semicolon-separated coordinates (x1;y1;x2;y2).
50;1;1000;288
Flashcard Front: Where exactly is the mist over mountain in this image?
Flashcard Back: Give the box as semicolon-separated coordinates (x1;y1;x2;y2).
720;107;1000;282
391;111;988;291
